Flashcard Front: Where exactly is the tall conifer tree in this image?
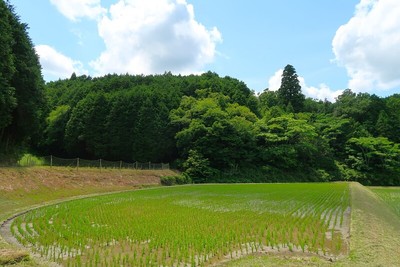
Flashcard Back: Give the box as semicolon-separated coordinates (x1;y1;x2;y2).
277;64;305;112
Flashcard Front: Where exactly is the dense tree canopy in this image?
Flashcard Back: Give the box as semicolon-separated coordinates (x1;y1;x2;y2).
170;90;258;182
0;0;45;162
28;71;399;185
39;72;258;165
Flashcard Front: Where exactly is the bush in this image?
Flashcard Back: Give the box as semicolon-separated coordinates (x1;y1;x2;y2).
18;154;45;167
160;175;192;186
183;150;217;183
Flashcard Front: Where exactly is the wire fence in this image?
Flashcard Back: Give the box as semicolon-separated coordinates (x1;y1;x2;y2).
24;155;170;170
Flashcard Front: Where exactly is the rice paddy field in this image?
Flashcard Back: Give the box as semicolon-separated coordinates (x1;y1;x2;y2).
10;183;350;267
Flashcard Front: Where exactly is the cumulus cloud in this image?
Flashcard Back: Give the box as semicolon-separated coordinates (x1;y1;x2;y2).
90;0;222;75
267;69;284;91
49;0;106;21
35;45;88;80
267;69;342;102
299;79;343;102
332;0;400;92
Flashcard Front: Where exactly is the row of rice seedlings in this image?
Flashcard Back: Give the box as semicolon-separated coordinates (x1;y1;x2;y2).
12;183;350;266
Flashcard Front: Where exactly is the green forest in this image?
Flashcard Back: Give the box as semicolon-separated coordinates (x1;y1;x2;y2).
1;1;400;185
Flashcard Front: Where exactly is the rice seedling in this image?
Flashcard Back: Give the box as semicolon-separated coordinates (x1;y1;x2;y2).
12;183;350;266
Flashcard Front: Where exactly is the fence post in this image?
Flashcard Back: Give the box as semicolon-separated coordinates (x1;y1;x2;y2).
135;161;138;170
120;160;122;170
50;155;53;168
77;157;79;170
100;159;102;170
149;161;151;170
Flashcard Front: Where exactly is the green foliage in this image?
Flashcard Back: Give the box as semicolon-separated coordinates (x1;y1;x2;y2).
344;137;400;185
40;72;257;164
182;150;216;183
36;69;400;185
65;93;111;158
258;89;278;115
256;114;323;170
314;115;354;159
43;105;71;155
375;110;391;137
17;153;44;167
171;91;259;181
160;174;191;186
0;1;45;162
0;1;16;132
384;94;400;143
346;137;400;172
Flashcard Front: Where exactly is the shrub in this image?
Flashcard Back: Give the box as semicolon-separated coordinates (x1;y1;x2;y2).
18;154;45;167
161;175;192;186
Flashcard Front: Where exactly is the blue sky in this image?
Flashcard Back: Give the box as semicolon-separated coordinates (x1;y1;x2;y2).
11;0;400;101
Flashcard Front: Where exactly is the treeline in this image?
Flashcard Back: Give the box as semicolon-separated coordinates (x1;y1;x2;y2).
1;1;399;185
41;72;257;163
37;68;400;185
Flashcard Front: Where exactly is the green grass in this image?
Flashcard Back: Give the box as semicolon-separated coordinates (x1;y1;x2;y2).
370;187;400;218
12;183;350;266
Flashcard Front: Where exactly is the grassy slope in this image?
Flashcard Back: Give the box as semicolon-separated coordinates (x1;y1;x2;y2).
0;166;176;265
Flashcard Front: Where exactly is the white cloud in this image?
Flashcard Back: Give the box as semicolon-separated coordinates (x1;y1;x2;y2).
267;69;342;102
267;69;283;91
332;0;400;92
90;0;222;76
35;45;88;80
299;78;343;102
49;0;106;21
